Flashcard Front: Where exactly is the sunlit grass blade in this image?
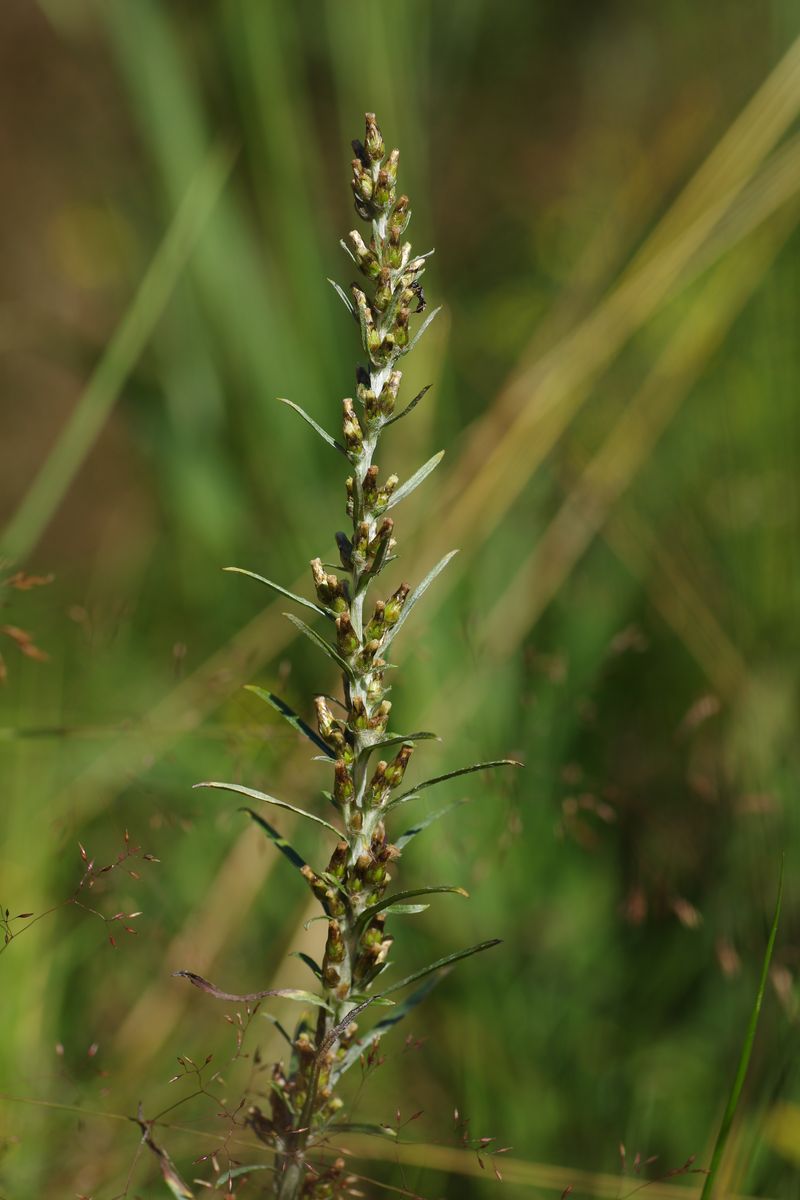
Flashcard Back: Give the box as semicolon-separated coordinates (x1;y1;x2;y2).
699;859;784;1199
1;142;234;561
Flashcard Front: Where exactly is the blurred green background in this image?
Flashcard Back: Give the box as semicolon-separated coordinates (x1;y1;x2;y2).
1;1;800;1196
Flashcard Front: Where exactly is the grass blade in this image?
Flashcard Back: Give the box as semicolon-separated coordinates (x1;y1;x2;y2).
699;859;784;1199
384;383;432;426
395;800;467;849
239;807;307;871
2;143;234;560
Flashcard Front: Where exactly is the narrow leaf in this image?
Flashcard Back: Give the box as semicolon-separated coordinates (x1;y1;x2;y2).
381;903;430;916
371;730;439;751
240;807;306;871
326;1122;397;1140
395;800;467;849
261;1012;293;1046
279;397;347;457
334;971;445;1077
384;450;445;511
290;951;322;980
327;276;356;318
215;1165;272;1186
382;551;459;652
387;759;522;812
246;686;334;759
385;384;432;427
383;939;502;998
404;304;442;355
284;612;355;680
172;970;331;1011
223;567;329;619
355;886;468;936
700;860;784;1200
194;781;341;836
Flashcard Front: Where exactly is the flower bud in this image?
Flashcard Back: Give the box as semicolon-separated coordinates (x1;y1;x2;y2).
384;581;410;625
315;697;346;754
384;148;399;185
364;113;384;162
336;611;359;656
379;371;401;417
384;742;413;788
373;266;393;312
350;695;369;730
333;761;353;807
363;465;379;506
342;398;363;455
364;600;386;642
376;474;399;509
373;168;393;209
368;699;391;732
326;839;348;878
347;230;380;277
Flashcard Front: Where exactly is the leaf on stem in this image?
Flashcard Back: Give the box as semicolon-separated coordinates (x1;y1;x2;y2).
194;781;341;835
325;1122;398;1139
327;277;356;318
223;567;330;619
384;451;445;512
334;970;447;1078
384;384;432;427
387;758;522;811
245;685;335;759
404;304;442;356
395;799;467;849
370;731;439;751
278;397;348;457
382;550;459;652
290;951;323;980
172;969;332;1011
284;612;356;680
239;807;307;871
384;939;502;998
355;886;468;936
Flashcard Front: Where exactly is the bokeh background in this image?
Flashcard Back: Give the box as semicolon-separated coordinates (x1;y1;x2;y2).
1;1;800;1196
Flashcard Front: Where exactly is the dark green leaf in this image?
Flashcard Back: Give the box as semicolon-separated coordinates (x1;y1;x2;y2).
700;859;784;1200
261;1012;293;1046
384;450;445;511
383;938;502;998
240;807;307;871
290;951;322;980
334;971;445;1078
395;800;467;849
278;397;347;456
384;384;432;427
245;686;335;758
355;886;468;936
284;612;355;680
382;551;459;652
223;566;329;619
194;781;341;836
387;759;522;811
370;731;439;751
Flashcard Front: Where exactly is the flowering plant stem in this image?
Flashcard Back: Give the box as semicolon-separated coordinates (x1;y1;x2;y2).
182;114;516;1200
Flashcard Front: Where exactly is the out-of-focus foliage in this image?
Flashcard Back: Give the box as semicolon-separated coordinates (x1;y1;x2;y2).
1;1;799;1196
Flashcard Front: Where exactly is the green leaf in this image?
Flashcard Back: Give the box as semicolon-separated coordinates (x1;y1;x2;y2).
383;938;502;998
173;969;332;1011
334;970;445;1078
278;397;347;456
700;859;784;1200
289;951;322;980
370;730;439;751
261;1012;293;1046
384;383;432;427
215;1165;272;1187
223;566;330;619
404;303;442;356
387;758;522;812
384;450;445;511
325;1122;397;1140
245;686;335;759
395;800;467;849
328;276;356;318
284;612;355;680
355;886;468;936
194;781;341;836
382;551;459;652
381;903;430;916
240;807;307;871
